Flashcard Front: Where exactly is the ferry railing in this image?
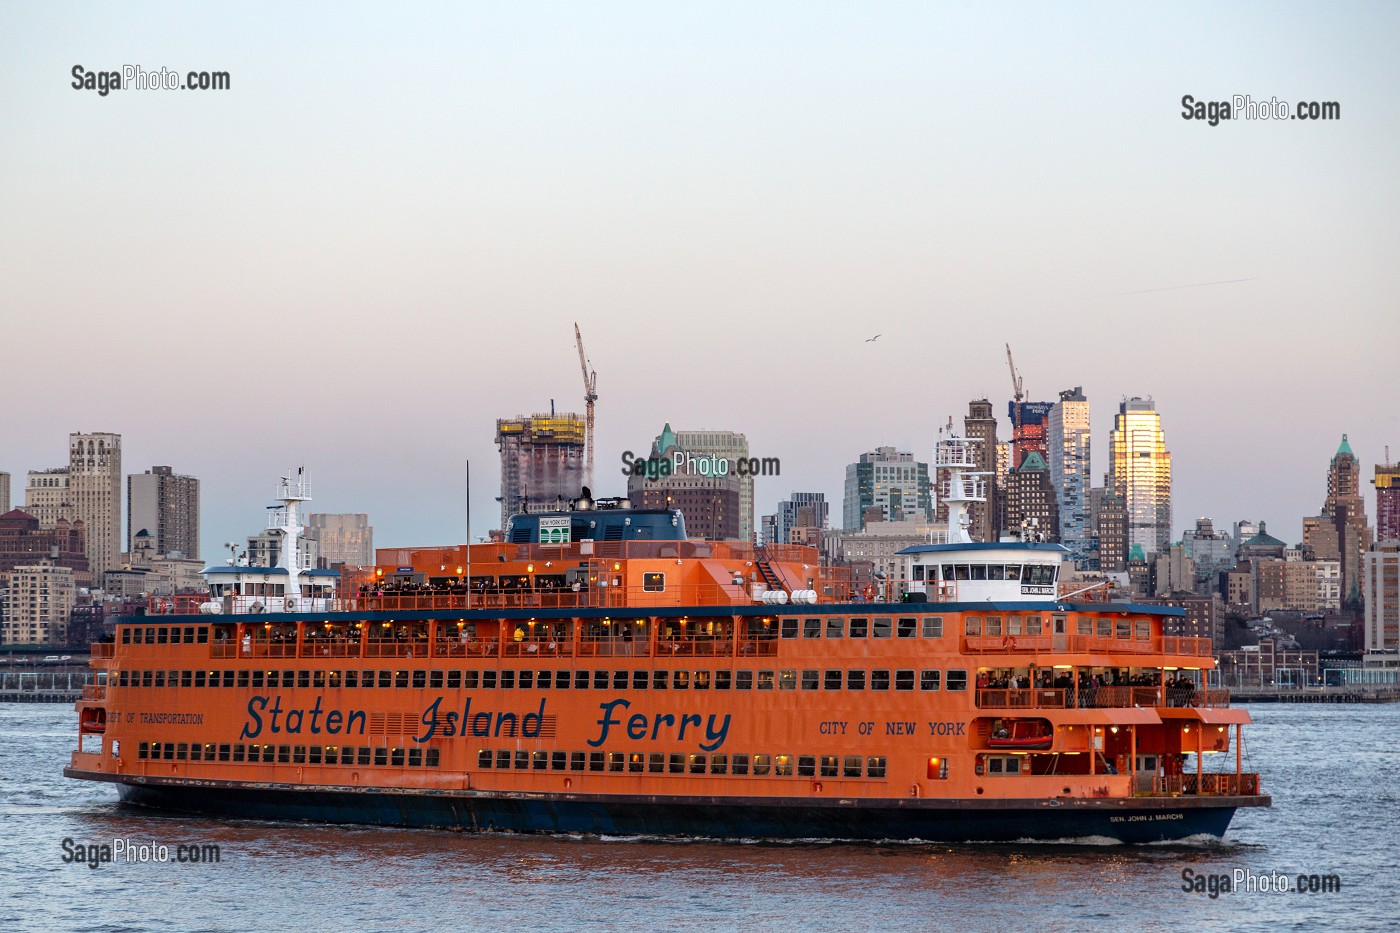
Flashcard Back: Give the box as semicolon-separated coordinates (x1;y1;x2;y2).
81;684;107;701
91;643;114;659
976;686;1231;710
976;688;1067;708
962;633;1212;657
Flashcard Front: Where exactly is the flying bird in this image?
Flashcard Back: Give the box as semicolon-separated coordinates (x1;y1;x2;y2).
865;334;881;342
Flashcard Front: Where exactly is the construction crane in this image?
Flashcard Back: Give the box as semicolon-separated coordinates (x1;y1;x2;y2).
1005;343;1025;468
574;323;598;491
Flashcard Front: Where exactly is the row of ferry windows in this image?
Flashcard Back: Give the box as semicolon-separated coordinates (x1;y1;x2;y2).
962;616;1152;640
477;749;888;779
117;667;970;692
119;617;946;644
137;741;440;768
912;563;1058;584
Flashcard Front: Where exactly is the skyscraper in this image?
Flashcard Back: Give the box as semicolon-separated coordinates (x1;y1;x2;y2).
1047;387;1091;565
1007;400;1053;469
0;472;9;514
495;412;586;530
1374;459;1400;544
672;429;755;542
627;424;743;541
1363;541;1399;658
306;513;374;566
128;466;200;559
772;492;828;545
1310;435;1372;602
68;432;121;577
842;447;932;531
1108;398;1171;556
1003;451;1059;542
963;400;998;543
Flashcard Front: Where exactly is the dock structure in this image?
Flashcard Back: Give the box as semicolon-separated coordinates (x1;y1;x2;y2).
1230;685;1400;704
0;670;96;703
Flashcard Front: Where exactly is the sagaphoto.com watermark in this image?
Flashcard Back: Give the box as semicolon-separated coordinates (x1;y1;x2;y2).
1181;94;1339;126
60;836;221;869
71;64;230;96
1181;867;1342;899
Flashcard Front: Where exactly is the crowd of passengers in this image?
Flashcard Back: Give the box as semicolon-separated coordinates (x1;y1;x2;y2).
356;576;581;598
976;668;1201;704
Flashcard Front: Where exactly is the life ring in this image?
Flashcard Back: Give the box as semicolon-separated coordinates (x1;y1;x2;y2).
1002;635;1017;650
285;597;298;612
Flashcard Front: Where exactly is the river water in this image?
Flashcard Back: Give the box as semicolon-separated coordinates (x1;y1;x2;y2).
0;702;1393;932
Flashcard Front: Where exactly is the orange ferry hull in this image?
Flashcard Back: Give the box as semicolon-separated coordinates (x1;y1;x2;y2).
69;769;1257;844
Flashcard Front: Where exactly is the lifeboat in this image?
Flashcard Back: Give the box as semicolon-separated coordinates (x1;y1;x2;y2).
988;719;1051;750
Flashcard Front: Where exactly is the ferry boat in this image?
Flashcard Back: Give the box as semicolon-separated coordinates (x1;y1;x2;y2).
67;449;1268;843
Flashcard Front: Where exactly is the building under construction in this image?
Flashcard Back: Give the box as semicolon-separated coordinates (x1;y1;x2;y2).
495;413;587;531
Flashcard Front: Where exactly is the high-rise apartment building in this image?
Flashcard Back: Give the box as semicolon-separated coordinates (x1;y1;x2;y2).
0;472;9;514
67;432;122;577
1108;398;1171;557
1181;517;1234;585
1097;489;1128;572
128;466;200;559
842;447;932;531
1007;400;1053;469
671;429;755;542
1047;387;1090;565
1003;452;1059;542
771;492;828;546
307;513;374;566
24;468;74;527
1374;460;1400;544
1363;541;1399;661
495;413;586;531
0;561;76;646
963;400;998;543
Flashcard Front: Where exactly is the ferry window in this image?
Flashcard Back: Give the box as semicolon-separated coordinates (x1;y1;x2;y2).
669;754;685;774
873;617;892;638
307;746;321;765
392;748;406;767
593;670;609;690
145;627;156;643
985;617;1003;637
1116;619;1131;639
653;670;669;689
988;564;1005;581
895;670;915;691
312;670;326;689
425;749;440;768
867;757;887;779
234;670;248;689
964;616;982;636
495;750;511;769
186;744;199;762
780;618;798;639
912;564;925;581
1077;617;1092;636
824;669;842;690
1097;618;1112;637
298;670;311;688
954;565;971;581
1025;616;1043;636
222;671;234;688
752;755;772;776
690;754;707;775
871;670;890;691
429;670;444;689
732;754;750;776
846;670;866;691
820;756;838;778
164;743;176;761
715;670;732;690
628;670;646;690
589;752;605;772
970;565;987;581
1135;620;1151;640
710;755;728;775
920;670;941;690
777;670;796;691
293;746;306;764
338;747;352;765
447;671;460;689
946;670;968;691
694;670;711;690
157;627;169;645
558;670;572;689
648;753;665;774
843;756;862;778
119;671;129;687
825;617;844;638
121;628;132;644
757;670;774;690
519;671;535;689
536;671;551;689
628;753;644;773
1007;616;1022;637
803;618;822;639
801;670;819;690
260;746;275;763
642;572;666;592
896;617;917;638
463;670;479;689
570;752;586;771
849;617;868;638
378;671;392;688
736;670;754;690
251;671;264;688
1005;565;1022;581
515;750;529;770
574;671;589;689
797;755;816;777
482;671;498;689
674;670;691;690
534;751;550;771
183;671;195;688
612;671;628;690
230;744;243;762
141;671;153;687
197;627;209;644
278;746;291;764
774;755;793;777
155;671;166;688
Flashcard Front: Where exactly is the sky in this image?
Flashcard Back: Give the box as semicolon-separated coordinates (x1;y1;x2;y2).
1;1;1396;560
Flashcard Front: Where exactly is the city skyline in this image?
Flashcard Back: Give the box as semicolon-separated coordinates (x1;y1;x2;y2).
1;3;1396;556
